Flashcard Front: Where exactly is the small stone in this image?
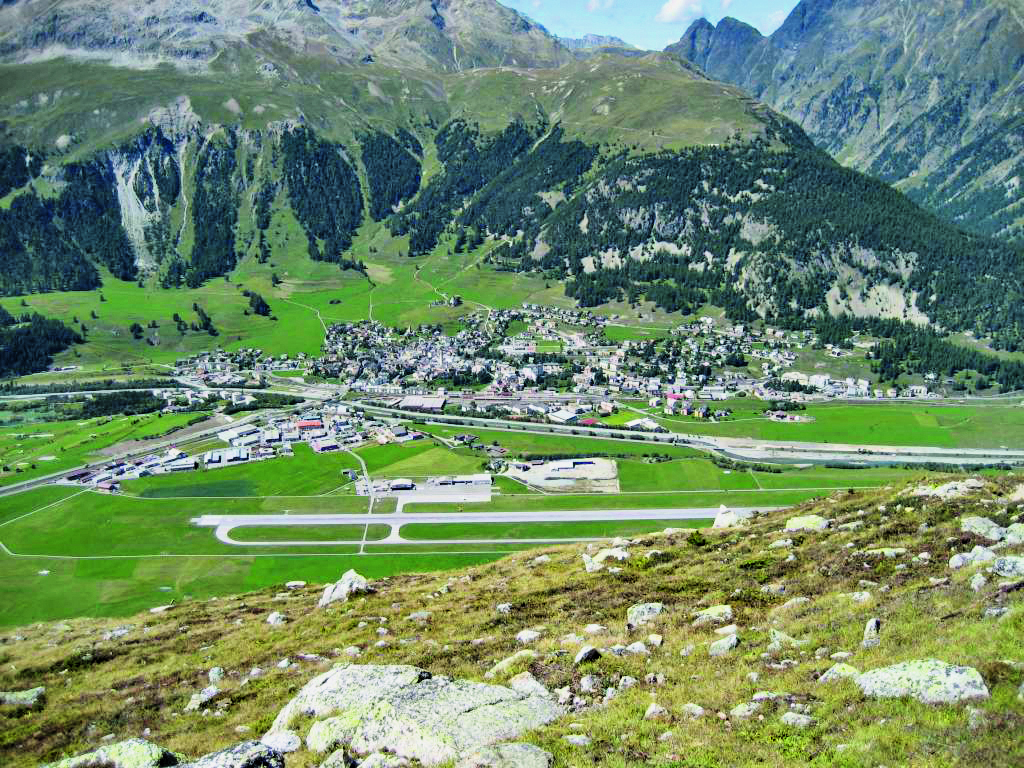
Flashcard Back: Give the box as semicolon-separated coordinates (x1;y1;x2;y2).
692;605;733;628
644;703;669;721
266;612;286;626
583;623;606;635
970;573;988;592
781;712;814;728
184;686;218;712
516;629;542;645
647;633;663;648
862;618;882;649
709;634;739;657
496;603;512;615
624;642;649;655
208;667;224;684
574;645;601;665
729;702;761;719
456;743;552;768
681;703;705;718
564;734;591;747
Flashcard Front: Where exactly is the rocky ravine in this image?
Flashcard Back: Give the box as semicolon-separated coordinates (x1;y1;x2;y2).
2;476;1023;767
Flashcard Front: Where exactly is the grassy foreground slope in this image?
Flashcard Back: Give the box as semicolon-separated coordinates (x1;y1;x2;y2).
2;476;1021;767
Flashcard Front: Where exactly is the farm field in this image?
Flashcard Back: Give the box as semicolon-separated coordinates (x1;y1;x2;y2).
0;411;211;487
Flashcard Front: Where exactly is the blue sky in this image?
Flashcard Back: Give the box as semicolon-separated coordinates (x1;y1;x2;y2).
501;0;800;51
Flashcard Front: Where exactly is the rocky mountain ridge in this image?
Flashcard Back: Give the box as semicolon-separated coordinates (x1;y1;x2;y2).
0;0;571;72
3;477;1023;767
667;0;1024;242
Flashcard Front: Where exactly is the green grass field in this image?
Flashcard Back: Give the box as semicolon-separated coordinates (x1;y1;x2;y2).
611;398;1024;449
356;440;486;477
410;424;700;458
400;519;705;540
122;443;361;498
227;525;391;542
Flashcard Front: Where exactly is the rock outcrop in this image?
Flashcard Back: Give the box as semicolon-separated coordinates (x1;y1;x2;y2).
261;664;562;766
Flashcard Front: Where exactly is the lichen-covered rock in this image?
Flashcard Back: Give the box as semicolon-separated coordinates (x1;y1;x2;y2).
855;659;989;704
949;546;997;569
263;664;562;767
0;686;44;710
960;516;1006;542
818;663;860;683
992;556;1024;579
911;479;984;499
709;634;739;657
1004;523;1024;545
355;752;406;768
692;604;733;627
182;741;284;768
185;685;220;712
626;602;664;630
454;743;552;768
780;712;814;728
42;739;184;768
319;571;373;609
784;515;829;532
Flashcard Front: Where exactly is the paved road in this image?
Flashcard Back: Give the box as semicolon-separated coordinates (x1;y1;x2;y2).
354;403;1024;466
194;506;769;547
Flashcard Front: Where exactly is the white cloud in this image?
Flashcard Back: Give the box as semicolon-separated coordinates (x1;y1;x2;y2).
656;0;702;23
721;0;734;10
587;0;614;11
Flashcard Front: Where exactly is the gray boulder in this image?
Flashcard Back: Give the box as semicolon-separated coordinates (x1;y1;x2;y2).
960;516;1006;542
692;605;733;627
992;556;1024;579
780;712;814;728
855;659;989;704
455;743;552;768
626;602;664;630
0;686;45;710
185;685;220;713
263;664;562;767
41;739;184;768
784;515;829;532
949;546;998;569
709;634;739;657
319;570;373;608
182;741;284;768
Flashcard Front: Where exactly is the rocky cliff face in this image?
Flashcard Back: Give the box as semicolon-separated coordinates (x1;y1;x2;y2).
0;0;572;72
667;0;1024;242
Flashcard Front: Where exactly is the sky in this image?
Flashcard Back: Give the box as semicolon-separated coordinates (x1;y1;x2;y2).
500;0;801;51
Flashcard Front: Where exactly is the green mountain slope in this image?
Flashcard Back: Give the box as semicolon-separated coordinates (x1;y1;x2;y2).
0;0;1022;360
667;0;1024;242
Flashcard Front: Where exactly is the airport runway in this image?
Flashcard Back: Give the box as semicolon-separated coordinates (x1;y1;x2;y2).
193;506;775;546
